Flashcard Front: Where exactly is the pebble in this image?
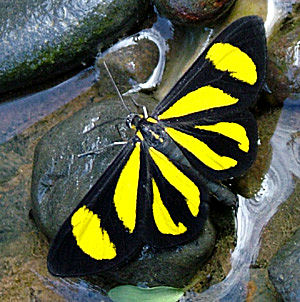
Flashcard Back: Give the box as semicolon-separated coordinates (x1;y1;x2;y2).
153;0;236;25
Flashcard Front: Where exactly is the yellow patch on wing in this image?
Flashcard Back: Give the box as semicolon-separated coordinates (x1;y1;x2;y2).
147;117;158;124
152;179;187;235
149;147;200;217
196;122;249;152
158;86;238;120
206;43;257;85
71;206;116;260
136;131;144;141
114;143;141;233
166;127;237;170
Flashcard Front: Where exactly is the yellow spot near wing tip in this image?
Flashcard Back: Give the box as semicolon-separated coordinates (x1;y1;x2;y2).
196;122;249;152
206;43;257;85
152;179;187;235
71;206;117;260
113;142;141;233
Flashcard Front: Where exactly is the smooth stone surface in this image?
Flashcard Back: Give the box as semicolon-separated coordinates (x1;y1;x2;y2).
153;0;236;25
31;94;156;239
266;3;300;106
31;93;216;287
231;106;281;198
107;219;216;288
268;228;300;302
0;0;149;94
95;38;159;97
248;269;282;302
223;0;267;24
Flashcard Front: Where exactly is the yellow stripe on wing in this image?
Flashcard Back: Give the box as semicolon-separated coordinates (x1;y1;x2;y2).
206;43;257;85
152;179;187;235
166;127;237;170
149;147;200;217
114;143;141;233
71;206;117;260
158;86;238;120
196;122;249;152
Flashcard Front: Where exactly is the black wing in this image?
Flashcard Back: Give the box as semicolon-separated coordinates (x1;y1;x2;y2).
141;142;209;248
48;140;145;276
152;16;267;116
151;16;266;180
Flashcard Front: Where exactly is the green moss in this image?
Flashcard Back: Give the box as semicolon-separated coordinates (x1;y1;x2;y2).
0;0;149;93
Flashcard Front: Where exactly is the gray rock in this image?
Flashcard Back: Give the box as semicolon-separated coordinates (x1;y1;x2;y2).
249;269;283;302
268;228;300;301
266;3;300;106
95;38;159;97
31;94;156;239
108;219;216;288
153;0;236;25
31;93;216;287
0;0;149;94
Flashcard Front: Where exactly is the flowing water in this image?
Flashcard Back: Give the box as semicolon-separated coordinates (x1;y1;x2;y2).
181;95;300;301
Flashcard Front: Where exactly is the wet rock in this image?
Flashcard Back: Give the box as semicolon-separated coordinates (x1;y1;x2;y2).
108;219;216;288
0;151;24;185
31;94;156;239
95;35;160;97
247;269;282;301
31;93;216;287
268;228;300;302
256;177;300;269
191;201;235;292
0;0;149;94
153;0;236;25
266;3;300;106
224;0;267;24
232;107;282;198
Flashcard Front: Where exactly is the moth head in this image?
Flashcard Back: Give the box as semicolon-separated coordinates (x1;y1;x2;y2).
126;113;143;130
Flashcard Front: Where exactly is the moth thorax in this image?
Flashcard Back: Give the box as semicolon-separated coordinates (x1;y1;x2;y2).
126;113;143;130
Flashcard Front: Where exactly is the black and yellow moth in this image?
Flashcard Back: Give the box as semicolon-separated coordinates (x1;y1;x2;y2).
47;16;267;276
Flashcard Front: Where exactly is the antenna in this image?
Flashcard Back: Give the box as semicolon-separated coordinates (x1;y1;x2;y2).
103;61;130;113
129;96;148;118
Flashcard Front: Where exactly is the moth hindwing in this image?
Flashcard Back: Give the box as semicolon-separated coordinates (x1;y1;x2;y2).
47;16;267;276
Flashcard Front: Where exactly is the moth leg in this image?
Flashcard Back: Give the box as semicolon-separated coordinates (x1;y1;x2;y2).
77;141;127;158
128;96;148;118
79;118;129;157
115;122;131;142
197;174;238;207
262;82;272;93
83;117;124;134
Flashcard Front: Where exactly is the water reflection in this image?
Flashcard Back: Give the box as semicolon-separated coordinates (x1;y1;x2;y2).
0;11;172;146
39;275;111;302
0;67;95;144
